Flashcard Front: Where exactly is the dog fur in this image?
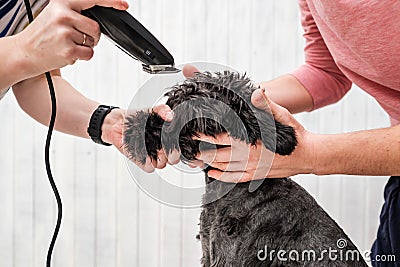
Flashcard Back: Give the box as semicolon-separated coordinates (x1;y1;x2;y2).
123;71;368;266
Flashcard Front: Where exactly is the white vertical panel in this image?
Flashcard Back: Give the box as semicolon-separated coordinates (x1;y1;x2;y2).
159;1;185;267
160;202;183;267
94;146;118;267
183;0;207;62
160;0;185;63
115;45;142;267
227;0;251;72
52;67;77;267
116;160;139;267
13;102;34;267
137;1;162;266
250;0;275;81
272;1;302;75
205;0;228;64
0;93;15;267
137;191;161;267
52;134;76;267
93;39;119;267
73;139;96;267
181;206;203;266
115;3;142;265
32;131;62;267
72;58;97;266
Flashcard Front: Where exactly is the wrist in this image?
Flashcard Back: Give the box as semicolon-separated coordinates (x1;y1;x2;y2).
303;131;320;175
11;33;41;81
292;130;319;175
87;105;121;146
101;108;125;145
306;133;340;176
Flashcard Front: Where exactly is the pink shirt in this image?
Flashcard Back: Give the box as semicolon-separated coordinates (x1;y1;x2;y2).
291;0;400;125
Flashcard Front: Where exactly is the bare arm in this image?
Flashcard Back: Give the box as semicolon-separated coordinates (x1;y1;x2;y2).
309;126;400;176
260;94;400;178
0;35;36;91
257;74;314;114
12;70;122;142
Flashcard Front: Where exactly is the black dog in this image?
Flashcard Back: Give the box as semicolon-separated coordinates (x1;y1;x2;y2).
123;71;367;266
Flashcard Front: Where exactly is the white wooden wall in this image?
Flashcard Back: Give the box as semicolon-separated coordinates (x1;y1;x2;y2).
0;0;390;266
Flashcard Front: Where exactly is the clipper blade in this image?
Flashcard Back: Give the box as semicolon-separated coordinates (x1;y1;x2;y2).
142;64;181;74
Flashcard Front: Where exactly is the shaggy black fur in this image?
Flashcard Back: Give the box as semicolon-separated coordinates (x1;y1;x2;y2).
123;71;367;266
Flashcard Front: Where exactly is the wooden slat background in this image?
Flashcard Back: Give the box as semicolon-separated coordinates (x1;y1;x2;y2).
0;0;390;266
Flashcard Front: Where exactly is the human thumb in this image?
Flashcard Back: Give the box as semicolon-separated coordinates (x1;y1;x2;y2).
251;88;290;124
182;64;200;78
152;104;174;122
251;88;271;110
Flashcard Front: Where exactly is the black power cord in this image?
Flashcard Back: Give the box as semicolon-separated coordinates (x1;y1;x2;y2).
23;1;62;267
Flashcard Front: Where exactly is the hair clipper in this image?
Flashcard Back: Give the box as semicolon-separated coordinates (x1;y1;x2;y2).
82;6;180;74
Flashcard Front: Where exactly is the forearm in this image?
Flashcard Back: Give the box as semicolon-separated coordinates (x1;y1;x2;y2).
12;71;121;141
258;74;314;114
310;125;400;176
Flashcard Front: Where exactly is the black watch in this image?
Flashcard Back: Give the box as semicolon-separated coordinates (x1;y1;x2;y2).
87;105;119;146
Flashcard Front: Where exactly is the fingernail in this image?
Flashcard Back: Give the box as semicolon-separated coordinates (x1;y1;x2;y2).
260;88;270;103
165;111;174;121
122;0;129;8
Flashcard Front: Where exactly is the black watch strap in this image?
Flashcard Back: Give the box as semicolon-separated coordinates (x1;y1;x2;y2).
87;105;119;146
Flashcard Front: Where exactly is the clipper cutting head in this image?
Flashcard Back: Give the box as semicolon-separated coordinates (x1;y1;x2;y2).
142;64;181;74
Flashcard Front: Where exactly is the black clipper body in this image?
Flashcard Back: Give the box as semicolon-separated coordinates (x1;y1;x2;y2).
82;6;180;74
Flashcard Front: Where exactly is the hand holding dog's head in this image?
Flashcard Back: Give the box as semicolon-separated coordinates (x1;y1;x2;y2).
123;71;298;173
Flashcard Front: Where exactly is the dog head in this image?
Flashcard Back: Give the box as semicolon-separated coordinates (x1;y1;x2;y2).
123;71;297;171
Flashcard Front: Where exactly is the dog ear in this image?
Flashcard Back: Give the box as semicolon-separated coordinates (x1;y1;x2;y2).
274;121;297;156
123;110;165;164
254;110;298;156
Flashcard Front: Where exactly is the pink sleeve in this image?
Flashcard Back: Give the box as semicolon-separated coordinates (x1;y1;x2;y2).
291;0;352;110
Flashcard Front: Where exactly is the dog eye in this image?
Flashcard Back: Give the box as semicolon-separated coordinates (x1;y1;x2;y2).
226;218;239;236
